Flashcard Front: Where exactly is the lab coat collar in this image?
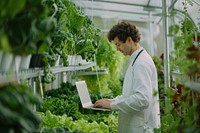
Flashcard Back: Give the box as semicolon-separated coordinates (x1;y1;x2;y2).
129;47;144;63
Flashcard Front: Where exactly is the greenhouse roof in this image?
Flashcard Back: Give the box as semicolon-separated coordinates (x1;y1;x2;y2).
73;0;188;23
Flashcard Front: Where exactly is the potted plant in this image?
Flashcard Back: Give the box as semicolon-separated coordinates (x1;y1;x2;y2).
0;0;57;71
41;0;102;83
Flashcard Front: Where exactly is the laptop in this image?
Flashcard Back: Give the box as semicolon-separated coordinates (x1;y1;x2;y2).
75;80;110;111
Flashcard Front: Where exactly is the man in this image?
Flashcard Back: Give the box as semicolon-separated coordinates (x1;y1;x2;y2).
94;21;161;133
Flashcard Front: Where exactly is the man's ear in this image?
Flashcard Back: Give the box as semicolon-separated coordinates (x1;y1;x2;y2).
127;36;134;44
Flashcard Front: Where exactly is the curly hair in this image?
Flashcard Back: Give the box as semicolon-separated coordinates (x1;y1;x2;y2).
107;20;141;43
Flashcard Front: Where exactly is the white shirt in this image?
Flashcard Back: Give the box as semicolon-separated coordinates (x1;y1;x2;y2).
110;47;161;133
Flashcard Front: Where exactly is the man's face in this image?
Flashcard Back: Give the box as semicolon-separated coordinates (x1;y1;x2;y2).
113;37;132;56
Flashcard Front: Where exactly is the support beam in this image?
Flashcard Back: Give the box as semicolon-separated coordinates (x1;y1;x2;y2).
168;0;178;11
162;0;170;90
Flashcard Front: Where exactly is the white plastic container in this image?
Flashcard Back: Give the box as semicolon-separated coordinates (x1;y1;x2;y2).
67;55;82;66
20;54;32;70
0;52;13;72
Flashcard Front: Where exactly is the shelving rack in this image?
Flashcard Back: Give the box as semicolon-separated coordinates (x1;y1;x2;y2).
0;62;96;85
0;62;97;111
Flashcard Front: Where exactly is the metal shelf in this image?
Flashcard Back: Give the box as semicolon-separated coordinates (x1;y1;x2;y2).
172;71;200;92
185;81;200;92
0;62;95;84
75;69;109;76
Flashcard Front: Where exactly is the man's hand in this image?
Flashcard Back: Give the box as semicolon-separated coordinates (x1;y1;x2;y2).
94;98;113;109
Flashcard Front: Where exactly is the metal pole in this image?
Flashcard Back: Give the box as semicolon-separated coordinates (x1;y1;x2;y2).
33;78;36;111
149;12;154;56
162;0;170;90
168;0;178;11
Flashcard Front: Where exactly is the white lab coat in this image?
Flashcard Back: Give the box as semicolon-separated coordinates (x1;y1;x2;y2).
110;47;161;133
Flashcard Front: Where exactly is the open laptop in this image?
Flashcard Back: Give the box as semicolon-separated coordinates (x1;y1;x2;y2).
75;80;110;111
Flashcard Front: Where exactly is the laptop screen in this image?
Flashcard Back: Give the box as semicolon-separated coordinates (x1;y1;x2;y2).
75;81;93;107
